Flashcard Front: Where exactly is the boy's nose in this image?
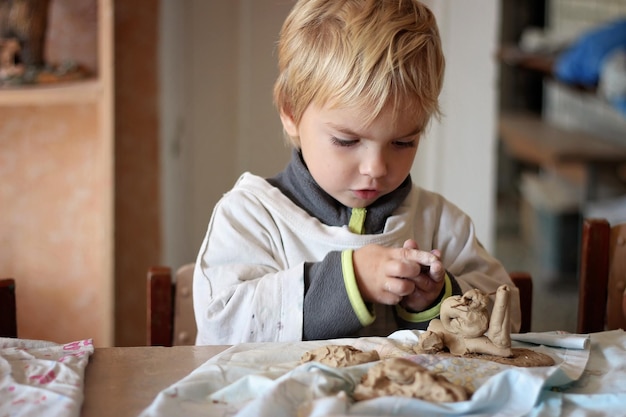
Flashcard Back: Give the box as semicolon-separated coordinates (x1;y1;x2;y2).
360;151;387;179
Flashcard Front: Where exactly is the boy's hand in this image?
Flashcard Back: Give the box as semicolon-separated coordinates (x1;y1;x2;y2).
398;239;445;312
352;239;445;311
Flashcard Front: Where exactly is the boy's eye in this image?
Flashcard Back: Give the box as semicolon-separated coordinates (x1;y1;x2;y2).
393;140;416;148
331;137;358;147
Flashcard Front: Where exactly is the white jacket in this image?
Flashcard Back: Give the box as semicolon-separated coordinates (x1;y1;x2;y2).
193;172;521;345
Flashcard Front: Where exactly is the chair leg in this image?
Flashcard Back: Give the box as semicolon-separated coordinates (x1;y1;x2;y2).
0;278;18;338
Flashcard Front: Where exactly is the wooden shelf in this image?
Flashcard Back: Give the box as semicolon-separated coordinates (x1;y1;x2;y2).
499;112;626;193
499;112;626;165
0;78;101;106
498;44;555;76
497;44;596;94
498;42;625;200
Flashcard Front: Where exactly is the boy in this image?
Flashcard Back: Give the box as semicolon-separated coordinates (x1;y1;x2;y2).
193;0;521;345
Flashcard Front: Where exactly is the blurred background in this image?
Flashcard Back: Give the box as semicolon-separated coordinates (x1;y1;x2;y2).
1;0;625;346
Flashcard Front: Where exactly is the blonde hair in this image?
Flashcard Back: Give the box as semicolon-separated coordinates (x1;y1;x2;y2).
273;0;445;147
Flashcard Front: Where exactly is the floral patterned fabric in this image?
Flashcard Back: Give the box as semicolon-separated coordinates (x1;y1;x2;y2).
0;338;94;417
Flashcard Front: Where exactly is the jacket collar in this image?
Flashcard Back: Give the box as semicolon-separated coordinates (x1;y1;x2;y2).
267;150;412;234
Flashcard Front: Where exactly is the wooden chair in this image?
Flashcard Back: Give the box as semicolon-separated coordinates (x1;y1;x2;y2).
577;218;626;334
509;272;533;333
146;264;196;346
0;278;18;338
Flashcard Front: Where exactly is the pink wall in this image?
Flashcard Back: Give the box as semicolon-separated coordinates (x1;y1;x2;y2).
0;0;161;347
0;105;107;344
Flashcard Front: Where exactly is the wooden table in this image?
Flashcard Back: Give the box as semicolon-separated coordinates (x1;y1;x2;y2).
44;331;626;416
81;345;230;417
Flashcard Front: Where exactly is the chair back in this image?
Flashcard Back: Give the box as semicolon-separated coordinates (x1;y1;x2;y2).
0;278;17;338
147;264;196;346
509;272;533;333
577;218;626;333
172;264;196;345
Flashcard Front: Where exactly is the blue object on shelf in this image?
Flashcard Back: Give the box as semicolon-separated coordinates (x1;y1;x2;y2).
555;19;626;87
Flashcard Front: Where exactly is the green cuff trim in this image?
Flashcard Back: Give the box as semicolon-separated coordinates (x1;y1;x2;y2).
341;249;375;326
395;273;452;322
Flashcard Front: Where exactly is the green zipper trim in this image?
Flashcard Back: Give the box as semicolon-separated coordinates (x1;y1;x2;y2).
348;208;366;234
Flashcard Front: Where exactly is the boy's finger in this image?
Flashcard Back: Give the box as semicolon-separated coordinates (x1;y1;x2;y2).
403;239;419;250
384;277;415;296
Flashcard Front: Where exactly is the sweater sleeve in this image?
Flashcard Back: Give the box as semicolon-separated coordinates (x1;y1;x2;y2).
193;190;306;345
303;251;365;340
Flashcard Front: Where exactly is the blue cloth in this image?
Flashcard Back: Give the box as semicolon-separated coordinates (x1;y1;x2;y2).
529;330;626;416
555;19;626;87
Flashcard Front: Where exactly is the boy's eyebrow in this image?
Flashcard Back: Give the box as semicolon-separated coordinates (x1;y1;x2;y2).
326;122;424;139
325;123;361;137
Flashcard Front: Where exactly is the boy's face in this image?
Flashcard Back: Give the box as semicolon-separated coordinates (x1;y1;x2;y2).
280;101;423;208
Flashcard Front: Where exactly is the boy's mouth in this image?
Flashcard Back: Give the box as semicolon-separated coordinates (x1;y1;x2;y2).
353;189;380;200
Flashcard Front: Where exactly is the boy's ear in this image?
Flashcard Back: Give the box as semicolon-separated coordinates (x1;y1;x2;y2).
279;109;298;138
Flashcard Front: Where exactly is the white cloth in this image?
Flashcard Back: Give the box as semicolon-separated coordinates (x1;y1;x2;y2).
193;173;521;345
528;330;626;416
0;338;94;417
511;331;590;350
139;330;597;417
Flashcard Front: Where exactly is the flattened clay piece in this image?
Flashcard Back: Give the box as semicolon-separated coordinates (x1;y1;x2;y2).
462;348;555;367
353;358;470;402
300;345;380;367
426;347;555;367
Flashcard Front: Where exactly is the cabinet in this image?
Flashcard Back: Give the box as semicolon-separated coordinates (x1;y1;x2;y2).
498;45;626;201
0;0;114;346
496;1;626;281
0;0;161;347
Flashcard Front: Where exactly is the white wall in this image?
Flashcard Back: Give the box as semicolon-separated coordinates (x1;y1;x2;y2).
159;0;188;269
415;0;501;250
160;0;501;268
160;1;292;269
